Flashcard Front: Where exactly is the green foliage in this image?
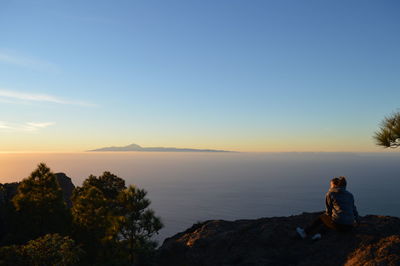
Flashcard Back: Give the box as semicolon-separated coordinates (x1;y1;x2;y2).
72;186;111;240
117;185;163;265
1;165;163;265
374;112;400;148
0;187;17;245
11;163;70;242
22;234;83;266
82;172;126;200
72;174;163;265
71;172;127;264
0;245;25;265
0;234;83;266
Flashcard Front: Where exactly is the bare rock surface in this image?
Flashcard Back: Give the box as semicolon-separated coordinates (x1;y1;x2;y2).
158;212;400;266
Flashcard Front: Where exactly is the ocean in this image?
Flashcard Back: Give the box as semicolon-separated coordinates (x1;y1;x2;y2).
1;152;399;243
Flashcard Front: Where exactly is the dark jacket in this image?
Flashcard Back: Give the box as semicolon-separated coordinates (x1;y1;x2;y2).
325;187;359;225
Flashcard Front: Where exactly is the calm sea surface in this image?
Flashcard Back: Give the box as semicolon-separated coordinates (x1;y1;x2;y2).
0;152;399;243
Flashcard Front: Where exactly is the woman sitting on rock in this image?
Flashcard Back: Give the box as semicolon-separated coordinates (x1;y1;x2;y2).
296;176;360;240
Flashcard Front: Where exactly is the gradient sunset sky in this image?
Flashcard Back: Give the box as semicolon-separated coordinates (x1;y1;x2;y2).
0;1;399;152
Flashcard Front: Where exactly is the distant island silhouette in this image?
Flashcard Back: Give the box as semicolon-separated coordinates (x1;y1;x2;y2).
88;143;232;153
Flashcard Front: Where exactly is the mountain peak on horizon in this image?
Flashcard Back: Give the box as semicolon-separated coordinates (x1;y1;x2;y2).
125;143;143;149
87;143;232;153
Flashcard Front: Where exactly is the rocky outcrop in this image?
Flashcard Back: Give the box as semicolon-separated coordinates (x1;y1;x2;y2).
158;212;400;266
54;173;75;207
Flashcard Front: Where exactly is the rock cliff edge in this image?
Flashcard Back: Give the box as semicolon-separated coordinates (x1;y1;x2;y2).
158;212;400;266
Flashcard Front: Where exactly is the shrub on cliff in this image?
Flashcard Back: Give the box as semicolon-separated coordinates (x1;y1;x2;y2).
0;234;82;266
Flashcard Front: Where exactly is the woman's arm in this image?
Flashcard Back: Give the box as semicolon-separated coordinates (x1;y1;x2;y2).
352;195;360;224
325;192;332;216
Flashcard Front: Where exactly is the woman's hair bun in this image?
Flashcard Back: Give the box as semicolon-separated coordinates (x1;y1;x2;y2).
331;176;347;187
338;176;347;187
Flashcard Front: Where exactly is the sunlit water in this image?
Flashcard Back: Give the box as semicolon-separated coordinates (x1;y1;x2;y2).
0;152;399;243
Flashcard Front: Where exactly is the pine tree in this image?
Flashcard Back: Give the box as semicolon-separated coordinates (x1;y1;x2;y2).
72;172;163;265
71;186;110;263
117;185;163;265
71;172;126;264
83;171;126;199
374;112;400;148
12;163;70;243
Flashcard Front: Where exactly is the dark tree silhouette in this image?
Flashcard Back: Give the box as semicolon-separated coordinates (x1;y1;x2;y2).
82;172;126;199
1;166;162;265
0;234;82;266
12;163;70;242
374;112;400;148
117;185;163;265
71;173;125;264
72;172;163;265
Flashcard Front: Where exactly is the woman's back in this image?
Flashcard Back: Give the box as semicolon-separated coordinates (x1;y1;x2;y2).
326;187;358;225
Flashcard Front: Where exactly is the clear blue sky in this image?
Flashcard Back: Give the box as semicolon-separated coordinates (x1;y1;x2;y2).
0;0;399;152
